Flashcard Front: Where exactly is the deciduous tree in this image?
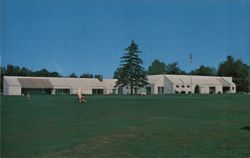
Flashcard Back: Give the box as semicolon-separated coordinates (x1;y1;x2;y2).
147;59;166;75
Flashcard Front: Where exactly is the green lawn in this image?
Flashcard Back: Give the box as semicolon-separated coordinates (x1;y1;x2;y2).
1;95;250;158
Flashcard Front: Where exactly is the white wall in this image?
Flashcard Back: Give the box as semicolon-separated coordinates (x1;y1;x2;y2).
4;85;21;95
71;88;92;95
164;77;174;94
3;78;21;95
3;80;9;95
230;85;236;93
153;76;165;94
104;88;117;94
199;85;223;94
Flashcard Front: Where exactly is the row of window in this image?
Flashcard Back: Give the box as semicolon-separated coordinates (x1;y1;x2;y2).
175;91;192;94
176;85;190;88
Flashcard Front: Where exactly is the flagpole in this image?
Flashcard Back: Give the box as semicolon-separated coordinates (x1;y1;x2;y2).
190;50;192;95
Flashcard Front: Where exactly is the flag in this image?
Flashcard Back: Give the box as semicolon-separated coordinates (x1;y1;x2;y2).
189;53;192;64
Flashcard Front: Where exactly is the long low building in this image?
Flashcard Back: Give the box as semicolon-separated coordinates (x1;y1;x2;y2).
3;75;236;95
3;76;117;95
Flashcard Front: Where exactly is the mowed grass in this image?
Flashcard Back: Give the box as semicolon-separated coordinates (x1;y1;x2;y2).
1;95;250;158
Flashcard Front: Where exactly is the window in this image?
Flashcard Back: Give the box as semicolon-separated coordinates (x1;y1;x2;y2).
223;86;230;93
146;87;151;94
187;85;190;88
118;87;123;94
181;85;185;88
158;87;164;94
92;89;104;94
176;85;179;88
232;87;235;90
209;86;216;94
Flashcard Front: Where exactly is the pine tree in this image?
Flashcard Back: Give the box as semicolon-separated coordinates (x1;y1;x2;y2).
115;41;148;95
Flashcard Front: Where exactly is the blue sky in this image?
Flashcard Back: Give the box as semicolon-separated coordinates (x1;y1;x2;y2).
2;0;250;77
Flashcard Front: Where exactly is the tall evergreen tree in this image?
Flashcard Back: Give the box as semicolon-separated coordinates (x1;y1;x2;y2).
113;67;122;79
115;41;148;94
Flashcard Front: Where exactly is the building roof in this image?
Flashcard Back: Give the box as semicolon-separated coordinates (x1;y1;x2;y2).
147;75;164;84
164;74;235;86
18;78;53;89
102;79;117;88
4;76;117;90
4;75;235;90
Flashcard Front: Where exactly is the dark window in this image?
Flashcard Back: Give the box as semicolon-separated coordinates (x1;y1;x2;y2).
146;87;151;94
232;87;234;90
158;87;164;94
22;88;52;95
92;89;104;95
112;89;117;94
187;85;190;88
223;86;230;93
176;85;179;88
181;85;185;88
118;87;123;94
55;89;70;95
209;86;216;94
180;91;186;94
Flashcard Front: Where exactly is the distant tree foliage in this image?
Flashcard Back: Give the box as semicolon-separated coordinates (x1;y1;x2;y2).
217;56;249;92
69;73;78;78
147;59;167;75
80;73;94;78
191;65;217;76
94;75;103;81
166;62;186;75
0;64;62;91
2;64;61;77
115;41;148;94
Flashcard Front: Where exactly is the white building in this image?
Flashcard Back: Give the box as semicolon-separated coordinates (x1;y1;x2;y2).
146;74;236;94
3;74;236;96
3;76;117;95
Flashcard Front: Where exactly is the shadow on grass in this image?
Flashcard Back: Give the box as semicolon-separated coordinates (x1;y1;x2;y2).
240;126;250;132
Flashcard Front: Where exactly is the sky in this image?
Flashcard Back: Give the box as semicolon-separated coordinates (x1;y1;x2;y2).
1;0;250;78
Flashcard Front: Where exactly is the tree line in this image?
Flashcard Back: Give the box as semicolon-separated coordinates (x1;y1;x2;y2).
0;65;103;90
0;65;103;78
1;41;249;93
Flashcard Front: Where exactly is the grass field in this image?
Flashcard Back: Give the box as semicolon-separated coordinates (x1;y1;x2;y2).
1;95;250;158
